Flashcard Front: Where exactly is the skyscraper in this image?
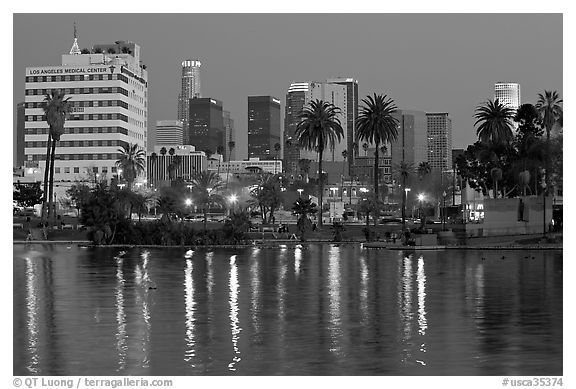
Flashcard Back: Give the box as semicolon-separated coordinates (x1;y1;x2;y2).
248;96;281;160
326;77;358;172
494;82;521;112
188;97;224;154
284;81;347;174
284;82;309;174
426;112;453;171
178;59;202;139
155;120;183;146
23;33;148;182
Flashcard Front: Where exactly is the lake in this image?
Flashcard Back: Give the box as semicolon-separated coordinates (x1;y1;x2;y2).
13;243;562;376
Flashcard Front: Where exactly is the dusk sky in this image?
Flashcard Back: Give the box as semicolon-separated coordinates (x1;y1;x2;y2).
12;13;562;161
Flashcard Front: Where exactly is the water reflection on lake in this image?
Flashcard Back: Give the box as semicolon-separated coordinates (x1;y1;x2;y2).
13;244;562;376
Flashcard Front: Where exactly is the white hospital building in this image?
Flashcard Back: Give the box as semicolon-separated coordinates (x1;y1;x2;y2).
23;34;148;183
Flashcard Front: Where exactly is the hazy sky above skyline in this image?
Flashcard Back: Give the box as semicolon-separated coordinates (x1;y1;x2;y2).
13;13;563;160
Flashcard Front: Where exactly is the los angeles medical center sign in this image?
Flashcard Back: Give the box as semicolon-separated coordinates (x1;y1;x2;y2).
27;65;117;76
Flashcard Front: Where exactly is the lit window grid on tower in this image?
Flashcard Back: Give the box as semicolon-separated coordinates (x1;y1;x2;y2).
178;59;202;138
24;64;148;182
426;113;452;172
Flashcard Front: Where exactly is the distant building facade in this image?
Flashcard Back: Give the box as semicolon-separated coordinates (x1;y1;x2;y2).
188;97;224;154
284;81;347;175
223;110;235;161
147;145;207;187
16;102;25;167
494;82;521;112
23;35;148;183
248;96;281;160
155;120;183;146
208;157;282;175
326;77;359;173
177;59;202;136
426;112;453;171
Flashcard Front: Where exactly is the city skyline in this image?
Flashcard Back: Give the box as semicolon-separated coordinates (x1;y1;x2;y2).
12;13;562;164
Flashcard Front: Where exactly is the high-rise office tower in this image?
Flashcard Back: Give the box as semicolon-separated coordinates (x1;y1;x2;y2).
284;81;347;174
284;83;309;174
16;102;25;167
326;77;358;172
248;96;281;160
223;110;235;161
494;82;521;112
155;120;183;146
426;112;453;171
23;33;148;182
178;59;202;138
355;109;427;186
188;97;224;154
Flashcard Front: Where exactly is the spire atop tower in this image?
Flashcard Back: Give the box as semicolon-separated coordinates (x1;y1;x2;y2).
69;22;81;55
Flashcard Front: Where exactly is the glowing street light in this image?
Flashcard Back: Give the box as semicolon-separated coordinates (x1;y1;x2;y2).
418;193;425;202
297;188;304;197
185;198;192;207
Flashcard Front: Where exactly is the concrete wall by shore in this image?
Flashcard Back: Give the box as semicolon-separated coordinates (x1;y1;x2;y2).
467;196;552;237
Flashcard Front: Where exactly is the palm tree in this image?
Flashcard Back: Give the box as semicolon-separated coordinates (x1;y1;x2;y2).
149;152;158;186
41;89;72;224
159;147;167;156
395;161;414;231
226;141;235;187
295;100;344;227
298;158;311;183
417;161;432;181
292;197;318;242
362;142;369;156
474;98;515;145
356;93;399;201
188;171;224;233
168;155;182;181
116;143;146;190
535;90;563;190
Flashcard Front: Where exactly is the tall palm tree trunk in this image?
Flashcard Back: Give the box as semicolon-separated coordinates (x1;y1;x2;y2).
374;141;380;200
41;134;53;223
48;139;57;225
318;150;324;227
402;175;406;231
226;160;231;188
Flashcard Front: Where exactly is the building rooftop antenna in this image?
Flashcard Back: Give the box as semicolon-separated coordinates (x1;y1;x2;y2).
69;21;81;55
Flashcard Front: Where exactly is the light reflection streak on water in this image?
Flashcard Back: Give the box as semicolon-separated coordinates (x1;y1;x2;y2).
416;256;427;364
475;263;485;319
115;257;127;372
417;256;427;336
294;247;302;276
250;248;260;334
228;255;241;371
138;251;152;369
25;258;39;374
328;245;343;355
206;252;214;297
358;256;369;323
399;255;413;364
184;259;196;366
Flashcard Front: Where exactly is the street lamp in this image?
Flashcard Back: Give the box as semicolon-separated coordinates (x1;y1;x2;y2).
228;194;238;215
417;193;425;222
297;188;304;197
403;188;411;231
